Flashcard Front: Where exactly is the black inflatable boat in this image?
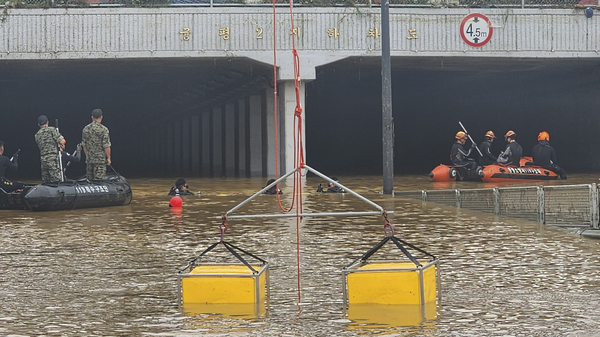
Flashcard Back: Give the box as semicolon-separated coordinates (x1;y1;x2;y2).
0;174;132;211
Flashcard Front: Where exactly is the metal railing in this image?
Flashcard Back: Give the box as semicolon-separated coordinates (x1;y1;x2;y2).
2;0;592;9
397;184;599;228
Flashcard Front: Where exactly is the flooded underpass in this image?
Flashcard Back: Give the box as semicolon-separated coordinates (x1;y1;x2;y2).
1;57;600;178
2;175;600;336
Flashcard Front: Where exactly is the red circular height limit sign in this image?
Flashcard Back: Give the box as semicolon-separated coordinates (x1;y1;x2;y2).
460;13;493;47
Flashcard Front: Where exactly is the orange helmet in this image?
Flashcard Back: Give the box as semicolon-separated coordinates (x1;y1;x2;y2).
485;131;495;139
455;131;467;140
504;130;516;140
538;131;550;141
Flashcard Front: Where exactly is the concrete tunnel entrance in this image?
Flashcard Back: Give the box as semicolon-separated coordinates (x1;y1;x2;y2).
1;56;599;181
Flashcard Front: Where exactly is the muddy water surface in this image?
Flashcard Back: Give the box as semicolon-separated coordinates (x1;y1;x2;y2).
2;174;600;336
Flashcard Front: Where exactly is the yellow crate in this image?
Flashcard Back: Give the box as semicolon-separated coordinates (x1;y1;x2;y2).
345;261;438;305
180;264;268;304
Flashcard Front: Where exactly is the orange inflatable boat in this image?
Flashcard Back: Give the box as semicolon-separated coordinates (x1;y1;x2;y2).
429;157;559;183
480;157;558;183
429;164;483;182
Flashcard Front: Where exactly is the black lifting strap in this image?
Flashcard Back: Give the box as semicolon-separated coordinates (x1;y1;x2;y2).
178;241;221;273
179;240;266;275
394;237;437;261
344;236;390;269
389;236;422;268
221;240;265;274
344;236;436;269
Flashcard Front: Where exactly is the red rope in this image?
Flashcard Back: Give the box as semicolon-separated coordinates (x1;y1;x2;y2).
271;0;304;303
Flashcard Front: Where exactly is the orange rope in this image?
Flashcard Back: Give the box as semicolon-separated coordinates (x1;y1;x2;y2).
270;0;305;303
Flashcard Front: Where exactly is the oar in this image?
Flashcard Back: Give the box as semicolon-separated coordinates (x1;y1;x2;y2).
55;119;65;182
10;149;20;162
458;121;483;157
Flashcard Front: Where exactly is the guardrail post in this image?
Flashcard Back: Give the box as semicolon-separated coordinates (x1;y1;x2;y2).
456;189;461;208
493;187;500;216
591;183;598;228
422;190;428;202
537;186;545;224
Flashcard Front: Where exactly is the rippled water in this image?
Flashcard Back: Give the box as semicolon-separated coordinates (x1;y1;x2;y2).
2;174;600;336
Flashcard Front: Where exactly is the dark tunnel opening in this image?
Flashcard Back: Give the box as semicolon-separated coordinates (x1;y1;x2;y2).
0;58;274;180
306;57;600;175
1;57;599;183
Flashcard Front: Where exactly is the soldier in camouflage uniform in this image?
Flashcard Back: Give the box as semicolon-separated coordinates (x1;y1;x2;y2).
35;115;66;184
82;109;111;181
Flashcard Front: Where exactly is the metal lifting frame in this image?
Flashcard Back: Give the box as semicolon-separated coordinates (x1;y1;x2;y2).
221;165;393;220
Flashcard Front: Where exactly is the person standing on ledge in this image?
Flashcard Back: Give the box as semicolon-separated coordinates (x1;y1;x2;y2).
35;115;66;184
82;109;111;181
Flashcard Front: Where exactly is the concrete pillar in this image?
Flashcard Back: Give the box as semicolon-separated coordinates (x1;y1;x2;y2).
174;120;183;174
264;88;276;177
213;106;223;177
202;111;211;176
182;116;191;175
154;127;160;172
159;127;167;173
225;102;235;177
167;121;174;174
282;80;306;173
244;97;251;177
249;94;262;176
237;98;247;177
191;115;200;176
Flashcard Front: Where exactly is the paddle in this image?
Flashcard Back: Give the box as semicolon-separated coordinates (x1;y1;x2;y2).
10;149;20;162
458;121;483;157
55;119;65;182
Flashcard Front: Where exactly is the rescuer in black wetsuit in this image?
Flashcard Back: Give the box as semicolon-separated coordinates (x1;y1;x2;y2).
317;176;346;193
532;131;567;179
168;178;195;196
263;179;282;195
497;130;523;167
450;131;477;171
0;141;24;193
478;130;498;166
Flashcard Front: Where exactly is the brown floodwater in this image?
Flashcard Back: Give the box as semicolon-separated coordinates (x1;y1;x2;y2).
2;174;600;336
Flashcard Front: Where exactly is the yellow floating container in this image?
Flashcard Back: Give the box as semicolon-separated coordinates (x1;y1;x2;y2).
344;260;439;305
179;263;269;305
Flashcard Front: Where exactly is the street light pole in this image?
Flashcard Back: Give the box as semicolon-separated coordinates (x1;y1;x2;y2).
381;0;394;195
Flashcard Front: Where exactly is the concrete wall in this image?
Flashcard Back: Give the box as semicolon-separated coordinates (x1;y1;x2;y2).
1;8;599;80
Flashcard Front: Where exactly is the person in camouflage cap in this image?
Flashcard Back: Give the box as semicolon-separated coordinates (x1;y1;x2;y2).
35;115;66;184
82;109;111;181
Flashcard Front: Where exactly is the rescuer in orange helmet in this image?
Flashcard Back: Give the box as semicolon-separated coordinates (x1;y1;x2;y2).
532;131;567;179
450;131;478;172
478;130;497;166
497;130;523;167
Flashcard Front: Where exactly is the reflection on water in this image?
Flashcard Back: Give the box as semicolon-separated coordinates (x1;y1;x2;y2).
2;174;600;335
182;302;267;319
347;303;438;331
